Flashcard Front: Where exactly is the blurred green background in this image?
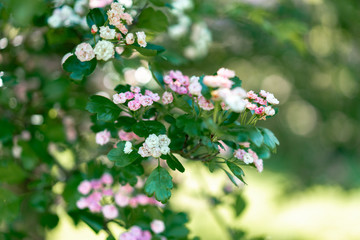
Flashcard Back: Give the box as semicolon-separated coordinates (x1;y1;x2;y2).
1;0;360;239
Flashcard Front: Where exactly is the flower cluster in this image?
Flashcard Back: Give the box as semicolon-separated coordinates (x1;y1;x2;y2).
112;86;160;111
163;70;190;94
48;3;88;29
234;147;263;173
119;130;141;141
76;174;163;219
245;90;279;119
119;220;166;240
138;134;171;158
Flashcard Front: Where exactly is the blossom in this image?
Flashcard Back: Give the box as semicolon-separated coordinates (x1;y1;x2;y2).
95;129;111;145
99;26;116;39
247;90;257;100
126;33;135;45
76;197;88;209
255;106;265;115
151;220;165;234
145;134;159;148
124;91;134;100
91;24;98;34
115;193;130;207
266;93;279;105
78;180;92;195
89;0;113;9
139;95;153;106
94;40;115;61
198;96;214;110
113;93;127;104
223;95;246;112
162;91;173;104
217;68;235;79
121;12;133;25
119;130;141;141
136;31;147;47
158;135;171;147
243;153;254;164
101;173;113;185
75;43;95;62
234;149;246;160
128;100;141;111
131;86;141;93
188;76;202;96
203;75;233;89
254;158;263;173
164;70;190;94
102;204;118;219
259;90;268;98
124;141;133;154
138;144;152;157
139;134;171;158
264;106;275;116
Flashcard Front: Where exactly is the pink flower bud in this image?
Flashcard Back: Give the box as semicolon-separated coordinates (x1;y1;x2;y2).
101;173;113;185
102;204;119;219
95;129;111;145
78;180;92;195
150;220;165;234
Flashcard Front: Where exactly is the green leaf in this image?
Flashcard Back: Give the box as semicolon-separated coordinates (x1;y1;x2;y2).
230;76;242;88
173;95;193;112
162;154;185;173
132;121;166;137
0;163;27;184
222;112;240;125
76;210;104;233
86;8;107;28
107;142;140;167
145;166;173;203
114;116;136;132
227;161;246;184
137;8;168;32
234;194;246;217
63;55;97;81
0;188;21;222
199;75;211;99
0;118;14;143
149;0;167;6
129;43;165;56
224;169;239;187
40;213;60;229
260;127;279;151
248;127;264;147
176;114;203;137
86;95;121;122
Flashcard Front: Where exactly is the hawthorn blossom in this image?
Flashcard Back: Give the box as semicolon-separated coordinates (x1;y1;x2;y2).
217;67;235;79
247;90;258;100
113;93;126;104
264;106;275;116
162;91;173;104
136;31;147;47
101;173;113;185
78;180;92;195
119;226;152;240
99;26;116;39
266;93;279;105
95;129;111;145
234;149;246;160
119;130;141;141
128;100;141;111
126;33;135;45
138;134;171;158
151;220;165;234
89;0;113;8
243;153;254;164
102;204;118;219
124;141;133;154
188;76;202;96
91;24;98;34
75;43;95;62
203;75;233;88
197;96;214;110
164;70;190;94
94;40;115;61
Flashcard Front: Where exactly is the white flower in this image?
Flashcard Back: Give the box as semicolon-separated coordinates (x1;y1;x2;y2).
188;76;202;96
160;146;170;155
259;90;268;97
124;141;133;154
99;26;116;40
243;153;254;164
151;147;162;158
145;134;159;148
158;135;171;147
264;106;275;116
94;40;115;61
0;71;4;87
125;33;135;45
232;87;247;98
113;93;126;104
224;95;246;113
151;220;165;234
138;144;152;157
91;24;98;34
266;93;279;105
75;43;95;62
136;31;147;47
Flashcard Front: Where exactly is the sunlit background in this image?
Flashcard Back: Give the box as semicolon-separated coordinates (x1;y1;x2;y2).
1;0;360;239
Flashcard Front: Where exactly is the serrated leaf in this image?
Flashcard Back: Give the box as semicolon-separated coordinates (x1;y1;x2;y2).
107;142;140;167
248;127;263;147
132;121;166;137
260;127;279;151
145;166;173;203
86;95;121;122
227;161;246;184
162;154;185;173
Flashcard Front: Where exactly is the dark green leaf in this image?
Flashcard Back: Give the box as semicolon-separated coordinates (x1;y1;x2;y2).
129;43;165;56
137;8;168;32
108;142;140;167
114;116;137;131
199;75;211;99
248;127;263;147
234;194;246;217
162;154;185;173
132;121;166;137
260;127;279;151
86;8;107;28
0;188;21;222
0;163;27;184
230;76;242;88
40;213;59;229
224;169;238;187
227;161;246;184
145;166;173;203
63;55;97;81
86;95;121;122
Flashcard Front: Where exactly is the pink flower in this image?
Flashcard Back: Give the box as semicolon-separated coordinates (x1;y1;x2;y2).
259;90;268;98
113;93;126;104
121;12;133;25
254;158;263;173
121;184;134;194
218;140;229;154
246;103;257;111
142;230;152;240
129;198;138;207
217;68;235;79
247;91;257;100
88;201;102;213
75;43;95;62
151;220;165;234
125;91;134;100
90;179;103;190
78;180;92;195
234;149;246;160
162;91;173;105
254;97;267;105
140;95;153;106
129;226;143;238
118;130;141;141
198;96;214;110
145;90;160;102
76;197;88;209
89;0;113;8
115;193;130;207
101;173;113;185
164;70;190;94
255;106;265;115
102;204;119;219
131;86;141;93
134;194;150;205
128;100;141;111
203;75;233;88
102;189;113;196
95;129;111;145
